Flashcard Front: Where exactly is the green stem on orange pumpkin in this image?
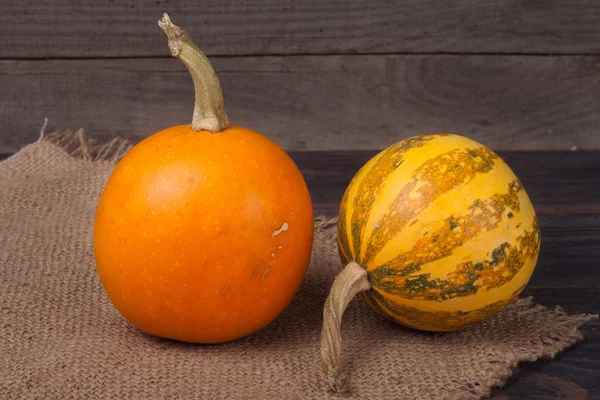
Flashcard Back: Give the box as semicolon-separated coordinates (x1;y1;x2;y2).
158;13;230;133
320;261;371;392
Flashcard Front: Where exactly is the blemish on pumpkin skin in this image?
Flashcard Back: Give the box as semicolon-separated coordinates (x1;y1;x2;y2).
220;282;233;299
261;268;271;282
271;222;289;238
449;218;459;230
252;261;265;279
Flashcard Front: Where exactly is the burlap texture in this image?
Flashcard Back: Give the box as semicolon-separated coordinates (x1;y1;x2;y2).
0;134;596;399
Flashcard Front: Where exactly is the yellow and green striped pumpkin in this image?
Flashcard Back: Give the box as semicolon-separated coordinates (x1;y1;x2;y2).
337;134;541;331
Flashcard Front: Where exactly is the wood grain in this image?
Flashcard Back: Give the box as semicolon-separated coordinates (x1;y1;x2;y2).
1;0;600;58
493;371;592;399
2;55;600;153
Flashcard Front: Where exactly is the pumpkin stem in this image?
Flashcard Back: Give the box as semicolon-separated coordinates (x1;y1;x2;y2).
158;13;230;133
320;261;371;392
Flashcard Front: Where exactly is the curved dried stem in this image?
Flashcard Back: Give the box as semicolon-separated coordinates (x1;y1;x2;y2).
320;261;371;392
158;13;229;133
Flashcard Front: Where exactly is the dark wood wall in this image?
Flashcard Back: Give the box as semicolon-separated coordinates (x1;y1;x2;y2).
1;1;599;152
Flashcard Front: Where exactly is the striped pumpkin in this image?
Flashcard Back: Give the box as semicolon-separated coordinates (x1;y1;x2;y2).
337;134;541;332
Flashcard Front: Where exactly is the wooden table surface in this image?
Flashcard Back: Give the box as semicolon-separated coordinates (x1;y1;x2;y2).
1;150;598;399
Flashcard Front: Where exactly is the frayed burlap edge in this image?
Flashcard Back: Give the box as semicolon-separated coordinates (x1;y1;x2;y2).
32;128;599;398
457;297;597;398
42;129;132;163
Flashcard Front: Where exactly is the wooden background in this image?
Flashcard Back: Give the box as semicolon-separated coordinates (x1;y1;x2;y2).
1;0;599;152
1;3;599;399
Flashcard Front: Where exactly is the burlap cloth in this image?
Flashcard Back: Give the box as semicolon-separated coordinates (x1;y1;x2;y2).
1;133;597;399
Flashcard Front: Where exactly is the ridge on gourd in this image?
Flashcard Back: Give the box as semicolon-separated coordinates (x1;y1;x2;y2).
321;134;540;392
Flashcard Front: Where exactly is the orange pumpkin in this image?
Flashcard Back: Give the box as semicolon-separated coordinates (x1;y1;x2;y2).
93;14;314;343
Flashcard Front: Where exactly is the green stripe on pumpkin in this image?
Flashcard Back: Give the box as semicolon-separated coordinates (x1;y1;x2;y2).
370;179;523;279
349;136;435;262
370;216;540;301
367;284;527;331
363;147;498;264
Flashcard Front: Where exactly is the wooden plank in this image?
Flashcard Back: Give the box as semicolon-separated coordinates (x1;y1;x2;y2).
493;366;599;399
1;0;600;58
2;55;599;153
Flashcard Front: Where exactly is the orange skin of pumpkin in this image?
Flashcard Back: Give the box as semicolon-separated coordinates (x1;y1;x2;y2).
94;124;314;343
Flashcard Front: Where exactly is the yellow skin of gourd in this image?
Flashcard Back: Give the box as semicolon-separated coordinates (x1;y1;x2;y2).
337;134;540;331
